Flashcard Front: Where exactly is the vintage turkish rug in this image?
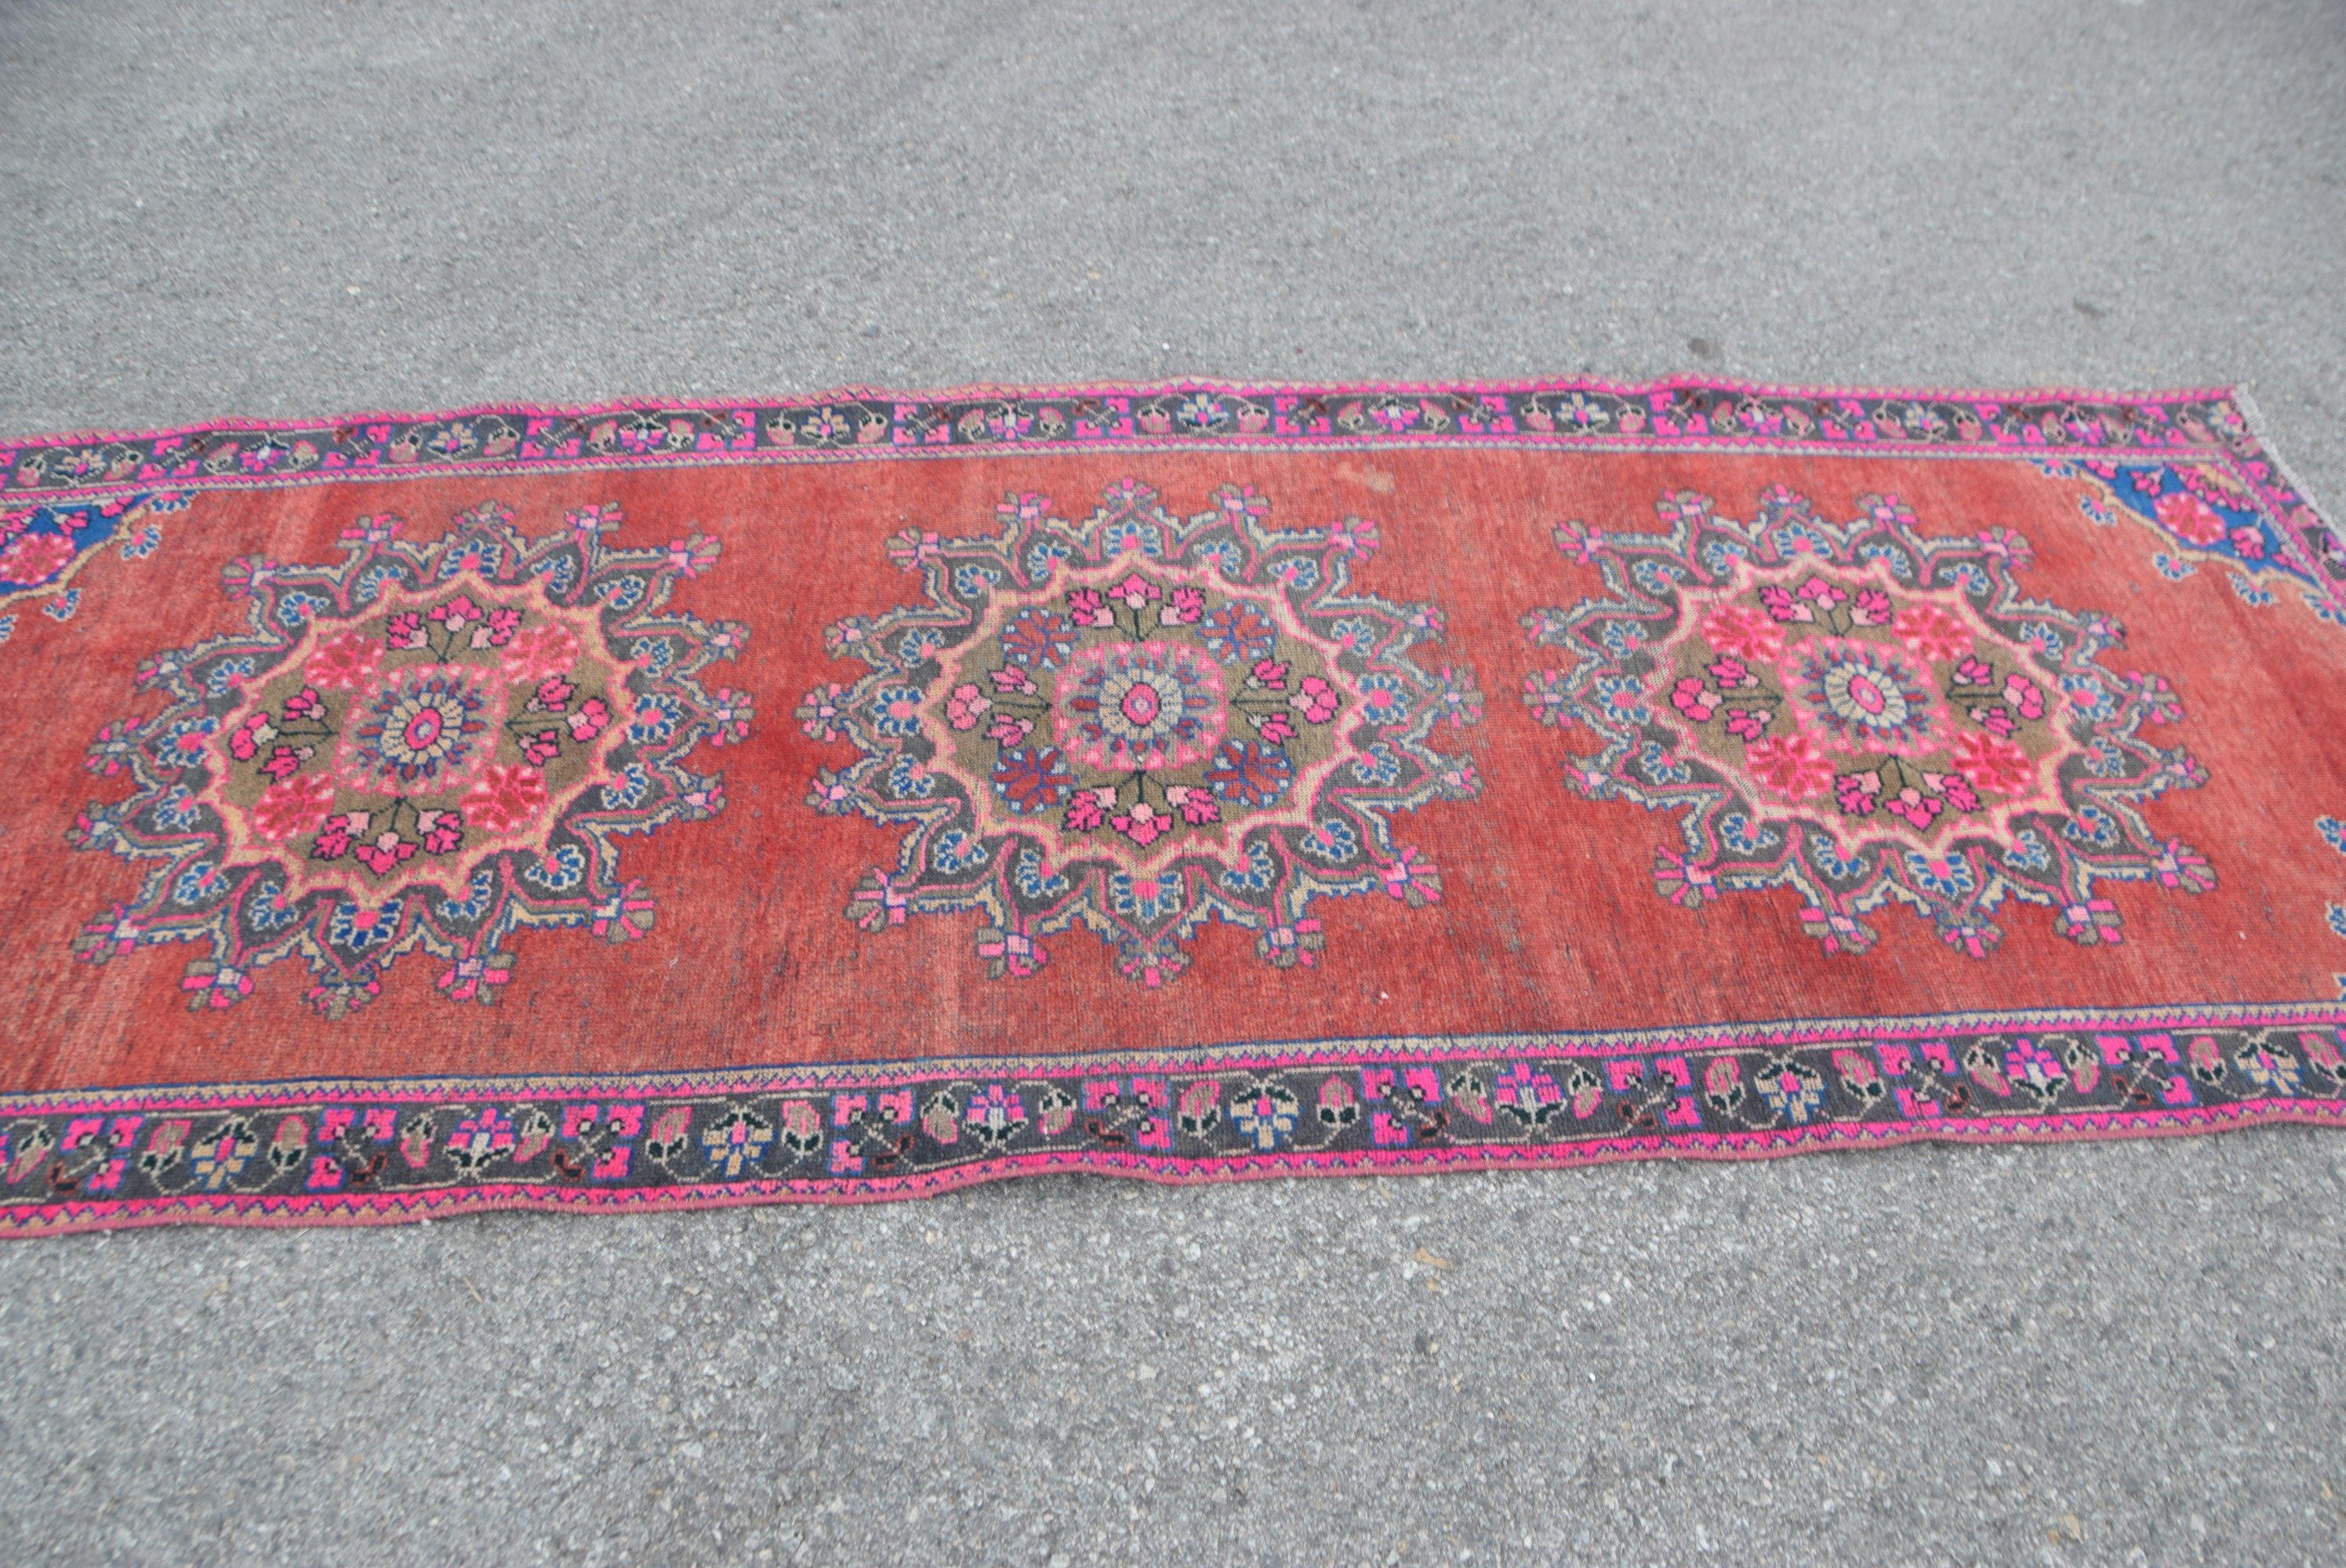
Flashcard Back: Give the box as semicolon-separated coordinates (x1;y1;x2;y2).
1;379;2342;1235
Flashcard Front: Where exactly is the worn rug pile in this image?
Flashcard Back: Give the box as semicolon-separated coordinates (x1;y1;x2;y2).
2;378;2341;1233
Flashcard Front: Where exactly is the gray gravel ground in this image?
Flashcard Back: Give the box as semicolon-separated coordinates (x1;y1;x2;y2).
3;2;2344;1564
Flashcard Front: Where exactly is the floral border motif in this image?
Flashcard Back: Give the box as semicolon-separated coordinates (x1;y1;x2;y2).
1;379;2330;547
2;1004;2341;1235
7;381;2333;670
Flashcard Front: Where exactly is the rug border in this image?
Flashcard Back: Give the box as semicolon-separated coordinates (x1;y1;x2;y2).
9;1102;2344;1239
6;1003;2343;1236
0;373;2253;452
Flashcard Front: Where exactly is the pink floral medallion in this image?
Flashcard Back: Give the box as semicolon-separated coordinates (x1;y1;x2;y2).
69;501;750;1015
801;479;1482;985
1525;486;2214;957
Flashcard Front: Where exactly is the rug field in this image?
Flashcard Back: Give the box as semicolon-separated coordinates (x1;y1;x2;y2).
2;377;2341;1234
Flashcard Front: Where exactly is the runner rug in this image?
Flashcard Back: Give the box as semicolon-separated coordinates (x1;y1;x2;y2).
2;379;2342;1235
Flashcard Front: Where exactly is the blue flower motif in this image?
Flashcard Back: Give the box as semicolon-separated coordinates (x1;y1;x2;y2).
1904;851;1977;899
436;868;496;924
1099;517;1162;558
886;755;935;800
619;692;681;746
1356;673;1411;726
1109;870;1184;922
2061;804;2122;849
1596;621;1644;657
601;764;652;811
2057;674;2112;720
1719;814;1780;855
1854;542;1916;579
275;591;327;628
172;860;227;906
1592;673;1651;725
2002;829;2052;872
1297;818;1360;865
1269;555;1320;592
1219;840;1279;894
1349;742;1404;786
871;686;926;739
1805;833;1868;880
1192;539;1244;577
443;544;514;582
354;563;407;604
328;898;404;952
1630;559;1688;596
1636;740;1688;785
151;786;203;833
525;844;587;892
1012;847;1066;899
931;829;988;875
246;880;301;932
1024;539;1071;582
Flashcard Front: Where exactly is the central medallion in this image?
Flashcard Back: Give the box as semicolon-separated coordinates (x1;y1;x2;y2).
801;480;1484;985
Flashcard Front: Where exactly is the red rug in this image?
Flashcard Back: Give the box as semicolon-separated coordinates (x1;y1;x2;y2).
2;379;2341;1233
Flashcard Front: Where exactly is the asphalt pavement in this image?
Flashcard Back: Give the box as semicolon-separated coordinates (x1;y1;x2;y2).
2;2;2343;1563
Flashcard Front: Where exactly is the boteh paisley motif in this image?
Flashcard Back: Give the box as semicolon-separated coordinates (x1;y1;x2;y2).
1523;486;2213;956
799;479;1483;985
69;502;750;1015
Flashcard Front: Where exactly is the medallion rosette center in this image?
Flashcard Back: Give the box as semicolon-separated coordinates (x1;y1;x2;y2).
200;573;625;899
1650;557;2079;849
926;556;1356;873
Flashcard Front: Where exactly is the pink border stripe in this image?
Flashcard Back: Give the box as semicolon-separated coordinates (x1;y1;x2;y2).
8;1100;2340;1237
0;374;2247;452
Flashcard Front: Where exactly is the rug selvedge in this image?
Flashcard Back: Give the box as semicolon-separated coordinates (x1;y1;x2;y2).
2;1005;2341;1234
